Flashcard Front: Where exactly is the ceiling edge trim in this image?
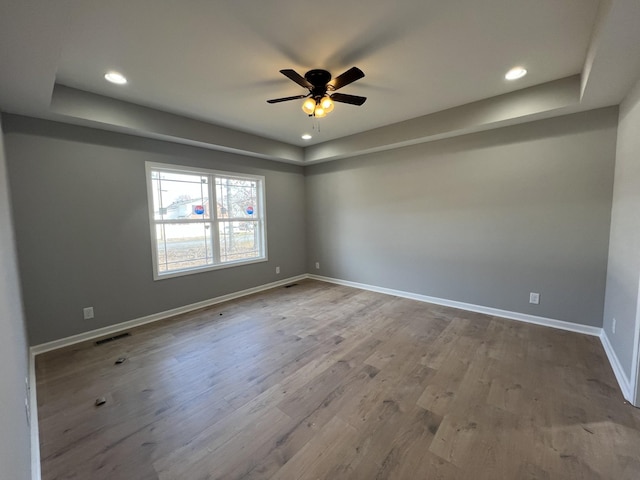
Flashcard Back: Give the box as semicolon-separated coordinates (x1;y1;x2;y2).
304;75;581;163
49;84;305;164
44;76;593;166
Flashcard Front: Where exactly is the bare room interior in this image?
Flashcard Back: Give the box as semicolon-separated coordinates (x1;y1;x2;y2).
2;1;640;479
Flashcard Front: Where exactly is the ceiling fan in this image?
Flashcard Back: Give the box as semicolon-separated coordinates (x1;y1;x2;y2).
267;67;367;118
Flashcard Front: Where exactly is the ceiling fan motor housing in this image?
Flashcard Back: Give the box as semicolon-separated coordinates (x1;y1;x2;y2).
305;69;332;98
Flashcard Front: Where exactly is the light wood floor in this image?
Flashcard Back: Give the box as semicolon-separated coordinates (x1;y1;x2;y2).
36;279;640;479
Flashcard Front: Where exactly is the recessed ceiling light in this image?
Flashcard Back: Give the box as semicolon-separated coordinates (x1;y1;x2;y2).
104;71;127;85
505;67;527;80
301;134;312;140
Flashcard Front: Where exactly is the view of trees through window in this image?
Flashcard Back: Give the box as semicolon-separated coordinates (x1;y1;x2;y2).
147;164;265;277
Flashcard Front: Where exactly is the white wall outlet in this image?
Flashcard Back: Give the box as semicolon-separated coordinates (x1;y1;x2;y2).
83;306;94;319
276;266;280;274
315;262;320;269
612;317;616;334
529;292;540;305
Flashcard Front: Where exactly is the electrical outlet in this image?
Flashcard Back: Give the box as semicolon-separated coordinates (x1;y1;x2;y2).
276;266;280;274
529;292;540;305
315;262;320;269
612;317;616;334
83;306;94;319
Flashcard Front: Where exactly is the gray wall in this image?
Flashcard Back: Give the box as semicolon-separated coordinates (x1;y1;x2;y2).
306;108;618;327
3;115;307;345
0;106;621;346
0;116;31;478
603;76;640;384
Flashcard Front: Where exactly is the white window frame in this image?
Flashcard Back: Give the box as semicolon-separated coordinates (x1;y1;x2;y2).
145;162;267;280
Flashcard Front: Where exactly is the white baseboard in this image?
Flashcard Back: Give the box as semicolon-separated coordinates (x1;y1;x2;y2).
30;274;307;355
308;274;602;336
29;351;40;480
31;272;605;355
600;330;634;403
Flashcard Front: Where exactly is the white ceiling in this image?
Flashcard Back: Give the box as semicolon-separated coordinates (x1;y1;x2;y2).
1;0;640;156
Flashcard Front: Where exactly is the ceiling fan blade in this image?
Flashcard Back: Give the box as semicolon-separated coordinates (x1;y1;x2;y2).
329;67;365;90
266;94;309;104
330;92;367;106
280;69;313;89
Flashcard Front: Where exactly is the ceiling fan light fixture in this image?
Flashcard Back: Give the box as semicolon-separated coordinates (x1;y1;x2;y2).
269;67;366;117
302;98;316;115
320;96;334;113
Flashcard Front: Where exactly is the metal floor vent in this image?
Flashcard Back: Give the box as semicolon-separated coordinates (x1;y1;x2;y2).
284;283;298;288
95;332;130;346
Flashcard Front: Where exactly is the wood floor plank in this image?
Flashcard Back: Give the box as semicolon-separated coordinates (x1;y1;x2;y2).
232;364;379;479
35;279;640;479
268;415;361;480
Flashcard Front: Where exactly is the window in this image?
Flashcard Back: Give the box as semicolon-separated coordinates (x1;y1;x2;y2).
146;162;266;279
